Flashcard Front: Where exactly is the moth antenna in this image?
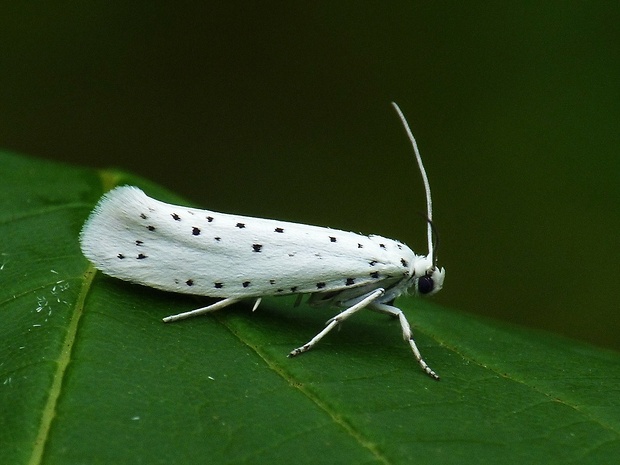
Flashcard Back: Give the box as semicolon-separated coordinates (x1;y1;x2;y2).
391;102;436;266
427;217;440;269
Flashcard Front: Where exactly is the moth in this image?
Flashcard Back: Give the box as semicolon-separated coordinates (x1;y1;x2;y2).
80;103;446;379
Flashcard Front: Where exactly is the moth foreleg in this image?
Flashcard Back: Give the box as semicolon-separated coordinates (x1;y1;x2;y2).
371;303;440;380
288;288;385;358
162;296;242;323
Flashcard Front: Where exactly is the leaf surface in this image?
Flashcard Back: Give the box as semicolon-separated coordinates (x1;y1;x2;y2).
1;151;619;465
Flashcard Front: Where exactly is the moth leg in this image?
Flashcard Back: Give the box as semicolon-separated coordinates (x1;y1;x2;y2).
288;288;385;358
163;297;242;323
371;303;440;380
293;293;304;307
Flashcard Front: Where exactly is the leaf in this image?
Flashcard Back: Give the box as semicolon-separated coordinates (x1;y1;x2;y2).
1;150;619;465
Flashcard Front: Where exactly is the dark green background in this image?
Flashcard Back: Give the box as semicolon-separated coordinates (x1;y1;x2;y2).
1;2;618;350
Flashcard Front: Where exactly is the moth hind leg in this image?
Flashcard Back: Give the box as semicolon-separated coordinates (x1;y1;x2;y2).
371;303;440;380
162;296;242;323
288;288;385;357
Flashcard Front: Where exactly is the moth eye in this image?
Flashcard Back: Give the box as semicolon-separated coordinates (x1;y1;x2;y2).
417;275;434;294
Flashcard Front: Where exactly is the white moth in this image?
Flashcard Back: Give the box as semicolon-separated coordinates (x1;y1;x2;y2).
80;102;446;379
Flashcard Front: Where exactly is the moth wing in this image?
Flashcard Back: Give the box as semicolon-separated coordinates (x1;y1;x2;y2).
80;186;412;298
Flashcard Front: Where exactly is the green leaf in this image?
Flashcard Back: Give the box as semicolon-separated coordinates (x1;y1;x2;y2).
1;150;619;465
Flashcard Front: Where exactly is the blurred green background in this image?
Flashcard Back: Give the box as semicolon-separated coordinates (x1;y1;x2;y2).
1;2;618;350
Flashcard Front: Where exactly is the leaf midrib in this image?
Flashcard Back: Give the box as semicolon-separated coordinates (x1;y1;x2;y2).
27;265;95;465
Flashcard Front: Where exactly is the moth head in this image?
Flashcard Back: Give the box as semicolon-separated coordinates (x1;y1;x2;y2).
417;265;445;296
412;256;445;296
